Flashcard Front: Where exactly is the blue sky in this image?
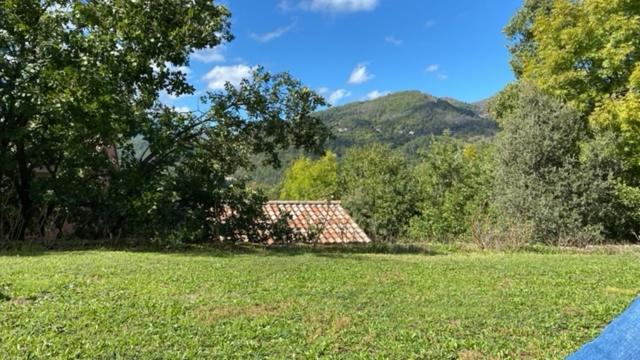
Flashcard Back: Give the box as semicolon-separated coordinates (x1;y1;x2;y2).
165;0;524;112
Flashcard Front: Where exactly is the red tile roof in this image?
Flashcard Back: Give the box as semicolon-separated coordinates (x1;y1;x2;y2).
263;201;371;244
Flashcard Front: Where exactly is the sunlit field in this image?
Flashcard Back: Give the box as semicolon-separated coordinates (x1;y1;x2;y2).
2;247;639;358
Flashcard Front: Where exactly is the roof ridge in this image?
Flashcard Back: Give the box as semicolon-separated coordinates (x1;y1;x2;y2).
267;200;341;204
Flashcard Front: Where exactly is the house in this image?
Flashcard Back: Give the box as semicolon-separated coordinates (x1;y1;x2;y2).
262;201;371;244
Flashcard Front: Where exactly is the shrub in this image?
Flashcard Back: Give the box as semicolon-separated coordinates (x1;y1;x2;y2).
493;83;618;245
409;135;494;242
279;151;338;200
340;144;418;242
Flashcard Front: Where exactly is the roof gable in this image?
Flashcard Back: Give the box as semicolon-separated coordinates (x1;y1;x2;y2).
263;201;370;244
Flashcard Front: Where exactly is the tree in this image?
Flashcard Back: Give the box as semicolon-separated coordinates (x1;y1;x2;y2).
0;0;231;240
502;0;640;240
505;0;640;171
340;144;417;242
493;84;619;244
279;151;338;200
0;1;330;243
76;69;329;244
506;0;639;117
409;135;493;241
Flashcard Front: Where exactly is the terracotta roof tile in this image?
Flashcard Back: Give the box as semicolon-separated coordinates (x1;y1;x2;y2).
263;201;371;244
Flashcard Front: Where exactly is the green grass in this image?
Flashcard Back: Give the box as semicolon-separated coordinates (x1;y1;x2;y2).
1;247;639;359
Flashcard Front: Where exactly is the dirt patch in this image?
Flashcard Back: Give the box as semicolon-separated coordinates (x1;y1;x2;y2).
305;313;353;342
8;296;37;306
458;349;487;360
562;305;586;317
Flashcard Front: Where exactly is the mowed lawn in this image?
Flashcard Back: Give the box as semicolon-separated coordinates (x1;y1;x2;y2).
1;247;639;359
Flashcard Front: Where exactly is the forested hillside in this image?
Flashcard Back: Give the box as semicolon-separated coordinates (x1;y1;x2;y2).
318;91;496;154
245;91;497;195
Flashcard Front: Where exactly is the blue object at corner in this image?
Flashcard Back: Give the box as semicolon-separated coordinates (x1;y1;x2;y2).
568;297;640;359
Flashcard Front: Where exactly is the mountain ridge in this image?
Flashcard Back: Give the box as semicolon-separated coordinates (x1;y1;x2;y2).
315;90;497;155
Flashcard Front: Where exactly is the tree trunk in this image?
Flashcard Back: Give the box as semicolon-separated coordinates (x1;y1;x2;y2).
15;140;32;241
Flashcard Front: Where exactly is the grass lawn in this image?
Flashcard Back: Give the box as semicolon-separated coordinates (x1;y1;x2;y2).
1;246;639;359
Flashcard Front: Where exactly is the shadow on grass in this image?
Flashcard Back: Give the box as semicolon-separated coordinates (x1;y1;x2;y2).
0;240;442;258
260;243;441;257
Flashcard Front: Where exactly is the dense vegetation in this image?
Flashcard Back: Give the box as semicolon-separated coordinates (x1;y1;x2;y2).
245;91;497;196
0;1;329;246
2;248;639;358
270;0;640;246
2;0;639;248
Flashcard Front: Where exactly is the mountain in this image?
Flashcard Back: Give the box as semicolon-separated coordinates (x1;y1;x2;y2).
244;91;498;197
316;91;497;155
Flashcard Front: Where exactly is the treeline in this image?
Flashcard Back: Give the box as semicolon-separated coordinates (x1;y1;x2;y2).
1;0;638;248
279;84;639;246
278;0;640;246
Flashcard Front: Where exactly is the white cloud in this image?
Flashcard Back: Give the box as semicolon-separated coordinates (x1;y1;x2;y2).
160;90;195;103
251;23;295;43
152;62;191;76
300;0;379;13
425;20;436;28
203;64;256;90
169;64;191;75
174;106;191;113
365;90;390;100
384;36;402;46
424;64;448;80
328;89;352;104
348;63;374;84
425;64;439;73
279;0;294;11
192;45;226;63
317;87;330;95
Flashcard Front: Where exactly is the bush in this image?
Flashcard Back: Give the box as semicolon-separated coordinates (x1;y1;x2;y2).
409;135;493;242
493;84;618;245
279;151;338;200
340;144;418;242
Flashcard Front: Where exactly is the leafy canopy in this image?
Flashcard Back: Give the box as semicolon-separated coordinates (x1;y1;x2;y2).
505;0;640;169
0;1;330;243
340;144;418;242
279;151;338;201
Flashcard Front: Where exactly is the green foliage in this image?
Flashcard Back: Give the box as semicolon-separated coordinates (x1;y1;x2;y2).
340;144;418;242
0;0;228;240
2;249;640;357
507;0;640;116
503;0;640;240
80;70;328;244
245;91;498;196
0;2;330;244
279;151;338;200
409;135;493;241
493;84;619;245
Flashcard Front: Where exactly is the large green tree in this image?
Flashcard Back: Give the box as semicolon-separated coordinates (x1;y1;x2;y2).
505;0;640;171
0;1;329;243
279;151;338;201
340;144;417;242
494;84;620;244
499;0;640;241
409;135;493;241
